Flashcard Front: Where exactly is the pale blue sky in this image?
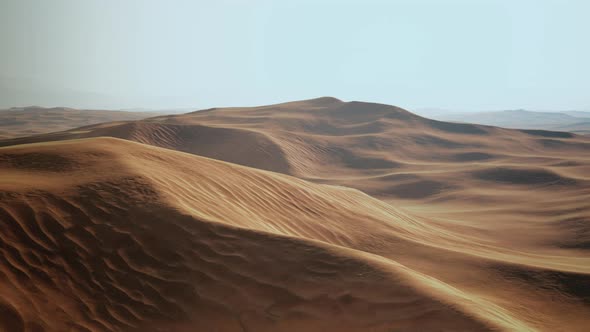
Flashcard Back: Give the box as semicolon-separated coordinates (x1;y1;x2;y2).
1;0;588;110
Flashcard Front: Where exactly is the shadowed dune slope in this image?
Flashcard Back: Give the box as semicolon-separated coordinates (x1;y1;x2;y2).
0;107;161;139
1;137;590;331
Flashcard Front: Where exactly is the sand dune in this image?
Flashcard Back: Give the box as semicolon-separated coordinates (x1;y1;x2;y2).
0;106;162;139
2;98;587;244
1;98;589;331
0;137;588;331
0;138;493;331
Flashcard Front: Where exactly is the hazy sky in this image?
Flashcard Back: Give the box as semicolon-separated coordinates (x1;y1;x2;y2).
1;0;589;110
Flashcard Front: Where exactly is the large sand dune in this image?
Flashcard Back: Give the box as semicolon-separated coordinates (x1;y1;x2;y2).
1;98;589;331
2;98;588;249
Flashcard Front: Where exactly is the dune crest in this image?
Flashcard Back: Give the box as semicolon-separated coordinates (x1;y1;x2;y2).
4;98;586;257
1;137;589;331
1;99;589;331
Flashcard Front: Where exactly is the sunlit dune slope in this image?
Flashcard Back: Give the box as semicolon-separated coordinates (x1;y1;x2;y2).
1;137;589;331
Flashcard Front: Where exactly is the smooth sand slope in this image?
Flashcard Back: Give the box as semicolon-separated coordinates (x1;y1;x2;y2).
0;98;589;331
0;107;161;139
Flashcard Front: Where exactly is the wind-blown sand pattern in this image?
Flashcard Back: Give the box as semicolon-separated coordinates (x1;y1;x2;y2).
0;98;589;331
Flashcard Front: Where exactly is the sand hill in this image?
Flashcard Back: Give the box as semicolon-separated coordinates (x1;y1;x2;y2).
2;98;589;249
0;98;589;331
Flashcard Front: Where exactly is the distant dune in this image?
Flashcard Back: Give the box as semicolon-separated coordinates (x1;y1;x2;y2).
0;106;164;139
419;109;590;135
0;98;589;331
4;97;588;202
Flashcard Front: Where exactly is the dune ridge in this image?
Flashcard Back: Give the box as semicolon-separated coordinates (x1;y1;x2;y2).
1;137;589;331
1;98;589;331
0;138;492;331
3;98;587;255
